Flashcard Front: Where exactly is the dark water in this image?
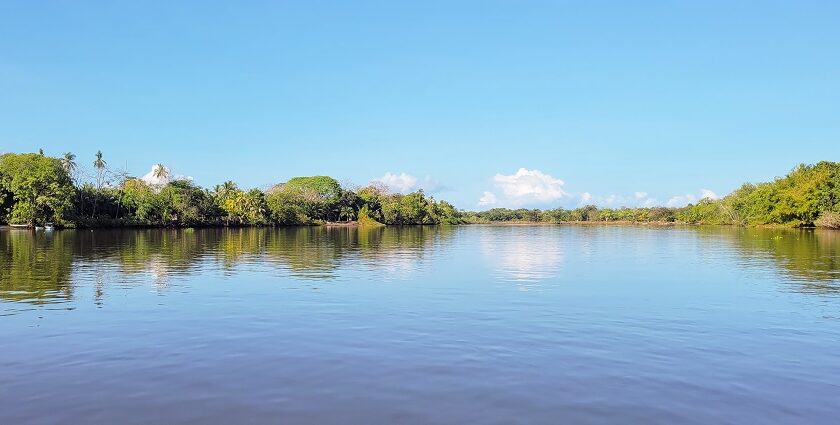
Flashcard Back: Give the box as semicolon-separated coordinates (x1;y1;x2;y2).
2;225;839;425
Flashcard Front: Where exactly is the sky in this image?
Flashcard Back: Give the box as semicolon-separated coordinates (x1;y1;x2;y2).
1;1;839;210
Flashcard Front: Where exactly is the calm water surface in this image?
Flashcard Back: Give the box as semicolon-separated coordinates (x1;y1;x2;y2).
2;225;840;424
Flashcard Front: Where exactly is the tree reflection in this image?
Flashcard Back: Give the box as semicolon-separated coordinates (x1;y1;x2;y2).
725;227;840;293
4;225;836;307
0;230;74;303
0;226;454;305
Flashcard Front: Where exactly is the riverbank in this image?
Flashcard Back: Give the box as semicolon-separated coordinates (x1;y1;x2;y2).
3;153;840;230
4;221;836;230
464;220;683;226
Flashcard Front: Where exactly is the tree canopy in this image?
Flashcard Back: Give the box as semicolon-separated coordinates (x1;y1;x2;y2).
0;153;75;225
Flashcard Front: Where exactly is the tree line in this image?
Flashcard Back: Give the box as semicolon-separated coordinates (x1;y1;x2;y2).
0;151;463;227
462;161;840;228
676;161;840;228
1;152;838;228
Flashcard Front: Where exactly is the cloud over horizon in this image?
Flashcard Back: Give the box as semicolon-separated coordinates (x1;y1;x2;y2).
373;172;417;193
372;172;450;194
140;164;192;187
666;189;720;207
479;168;569;207
477;167;720;209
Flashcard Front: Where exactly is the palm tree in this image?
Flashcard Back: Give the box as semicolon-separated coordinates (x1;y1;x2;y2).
221;180;237;193
153;164;170;181
339;206;355;222
93;150;107;185
61;152;80;215
61;152;77;174
92;151;107;217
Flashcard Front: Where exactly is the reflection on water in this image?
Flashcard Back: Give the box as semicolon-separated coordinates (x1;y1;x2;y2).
0;230;75;304
1;226;456;304
694;226;840;293
480;225;564;283
3;225;838;305
2;225;840;425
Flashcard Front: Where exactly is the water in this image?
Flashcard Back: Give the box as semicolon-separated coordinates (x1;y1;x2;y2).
1;225;839;424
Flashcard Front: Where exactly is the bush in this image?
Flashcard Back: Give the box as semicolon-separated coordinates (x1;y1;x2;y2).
815;211;840;229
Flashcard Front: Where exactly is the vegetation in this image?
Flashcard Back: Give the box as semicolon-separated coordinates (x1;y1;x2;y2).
0;153;75;226
676;161;840;228
815;211;840;229
0;151;463;228
1;152;838;229
461;162;840;229
461;205;678;224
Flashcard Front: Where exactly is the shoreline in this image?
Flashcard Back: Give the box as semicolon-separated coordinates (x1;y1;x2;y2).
464;220;682;226
2;221;830;230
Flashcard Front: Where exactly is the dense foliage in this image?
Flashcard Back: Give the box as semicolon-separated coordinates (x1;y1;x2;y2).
1;152;838;228
0;152;463;227
676;161;840;227
0;153;75;226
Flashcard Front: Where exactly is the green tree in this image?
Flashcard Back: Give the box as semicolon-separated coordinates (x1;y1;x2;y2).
269;176;343;221
266;190;309;225
92;150;108;217
0;153;75;225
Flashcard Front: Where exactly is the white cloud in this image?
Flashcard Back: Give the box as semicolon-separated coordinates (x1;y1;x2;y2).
370;172;452;194
577;191;658;208
373;172;418;193
485;168;569;206
475;171;721;209
141;165;172;186
576;188;720;208
371;172;450;194
140;165;191;187
478;191;497;206
419;177;451;194
664;189;720;207
701;189;720;200
666;194;697;207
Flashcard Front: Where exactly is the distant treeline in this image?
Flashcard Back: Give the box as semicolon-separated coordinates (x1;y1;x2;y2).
462;161;840;228
462;205;677;224
1;152;838;228
0;152;462;227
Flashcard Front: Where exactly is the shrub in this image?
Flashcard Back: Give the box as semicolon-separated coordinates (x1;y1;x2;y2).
815;211;840;229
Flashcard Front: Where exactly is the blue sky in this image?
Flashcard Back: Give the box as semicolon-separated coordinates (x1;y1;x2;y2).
1;1;838;209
